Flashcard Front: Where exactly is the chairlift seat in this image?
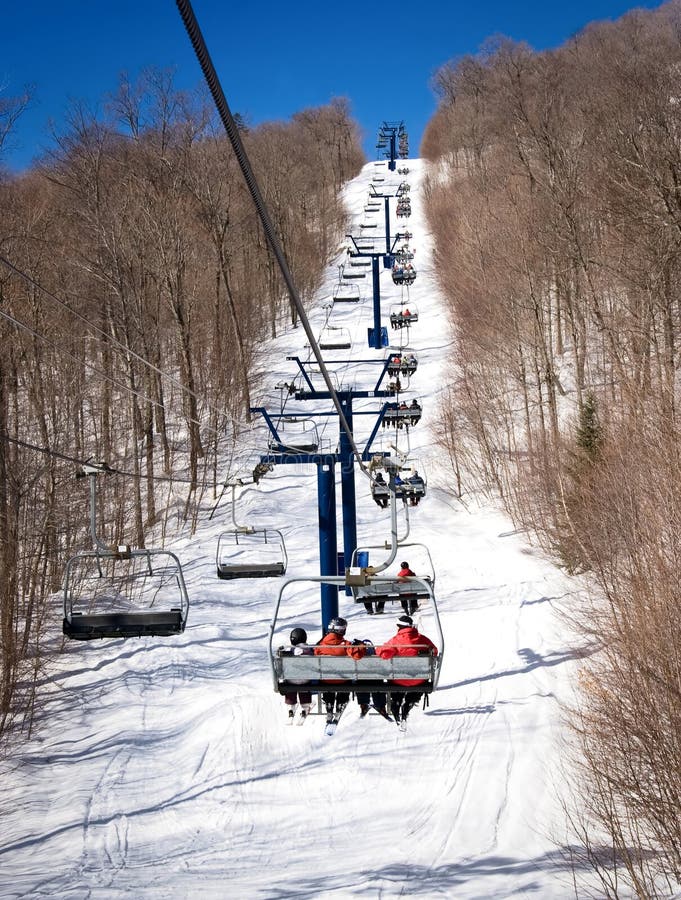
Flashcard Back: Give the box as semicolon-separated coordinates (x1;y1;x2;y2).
270;440;319;454
218;561;285;579
387;356;417;377
273;651;439;694
384;405;422;426
63;609;184;640
351;576;432;607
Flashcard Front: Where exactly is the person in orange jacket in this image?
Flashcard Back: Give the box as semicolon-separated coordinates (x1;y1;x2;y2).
314;617;365;725
378;615;438;725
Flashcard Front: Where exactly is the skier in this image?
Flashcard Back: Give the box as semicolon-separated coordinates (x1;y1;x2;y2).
279;627;313;723
397;560;418;615
314;617;365;730
378;615;438;727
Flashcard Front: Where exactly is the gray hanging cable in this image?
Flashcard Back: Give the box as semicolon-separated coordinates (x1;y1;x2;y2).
175;0;369;475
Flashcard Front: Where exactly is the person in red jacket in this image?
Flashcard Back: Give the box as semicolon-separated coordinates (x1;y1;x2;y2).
397;560;418;615
314;617;365;725
378;614;438;724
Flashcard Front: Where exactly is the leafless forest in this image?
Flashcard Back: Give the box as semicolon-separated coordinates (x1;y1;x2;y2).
423;2;681;895
0;73;363;741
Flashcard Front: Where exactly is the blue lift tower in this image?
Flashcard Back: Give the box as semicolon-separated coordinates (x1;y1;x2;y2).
377;121;408;171
251;356;401;628
346;230;413;350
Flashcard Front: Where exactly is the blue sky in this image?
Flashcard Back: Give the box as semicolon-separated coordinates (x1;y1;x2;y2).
2;0;666;171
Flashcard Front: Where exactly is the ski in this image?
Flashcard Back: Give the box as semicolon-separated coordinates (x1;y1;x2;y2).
286;708;297;725
371;705;394;723
325;702;348;736
296;709;310;726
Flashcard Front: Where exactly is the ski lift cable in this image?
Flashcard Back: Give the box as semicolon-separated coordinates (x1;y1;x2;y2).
175;0;370;480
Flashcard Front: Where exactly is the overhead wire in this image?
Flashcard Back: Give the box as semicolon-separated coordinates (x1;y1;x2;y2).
0;254;226;436
5;435;218;486
0;304;227;440
174;0;372;481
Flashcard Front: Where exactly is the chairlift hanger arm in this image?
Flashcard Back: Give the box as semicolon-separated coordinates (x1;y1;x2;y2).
373;358;393;393
363;404;392;457
285;357;315;393
250;407;283;446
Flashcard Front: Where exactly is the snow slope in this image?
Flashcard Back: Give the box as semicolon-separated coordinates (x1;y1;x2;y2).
0;159;585;899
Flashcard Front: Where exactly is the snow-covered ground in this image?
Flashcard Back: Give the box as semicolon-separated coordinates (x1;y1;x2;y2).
0;159;584;899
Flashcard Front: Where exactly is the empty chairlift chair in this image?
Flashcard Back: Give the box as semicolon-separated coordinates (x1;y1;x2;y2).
319;326;351;350
333;283;361;304
216;528;288;579
62;546;189;640
268;418;320;455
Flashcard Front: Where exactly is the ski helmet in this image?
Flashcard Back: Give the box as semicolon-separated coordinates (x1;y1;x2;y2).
400;561;410;569
396;615;413;629
290;627;307;645
327;617;347;635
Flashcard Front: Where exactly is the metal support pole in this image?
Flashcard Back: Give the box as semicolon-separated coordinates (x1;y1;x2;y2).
339;396;357;597
317;458;338;629
384;196;391;255
389;132;396;171
372;255;381;343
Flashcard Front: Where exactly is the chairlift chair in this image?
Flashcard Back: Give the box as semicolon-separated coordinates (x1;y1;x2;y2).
391;264;417;286
348;543;435;609
389;304;419;329
386;352;418;377
269;575;443;695
333;283;361;303
62;546;189;640
216;528;287;579
380;456;427;505
319;325;352;350
268;417;320;454
395;247;414;264
383;400;422;429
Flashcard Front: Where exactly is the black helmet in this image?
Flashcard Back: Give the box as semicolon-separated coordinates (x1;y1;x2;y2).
400;561;409;569
327;617;347;635
290;627;307;645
